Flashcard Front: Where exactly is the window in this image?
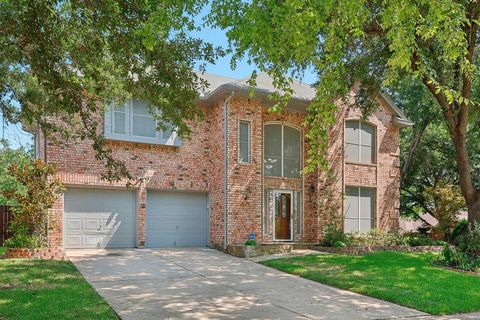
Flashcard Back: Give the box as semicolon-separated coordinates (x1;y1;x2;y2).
105;99;180;146
344;187;375;233
264;124;302;178
345;120;375;164
132;100;156;138
239;121;251;163
296;191;302;235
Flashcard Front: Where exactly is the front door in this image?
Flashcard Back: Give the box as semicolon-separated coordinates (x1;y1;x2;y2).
274;191;292;240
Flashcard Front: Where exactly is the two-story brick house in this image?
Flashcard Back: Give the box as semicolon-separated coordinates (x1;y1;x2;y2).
35;72;412;249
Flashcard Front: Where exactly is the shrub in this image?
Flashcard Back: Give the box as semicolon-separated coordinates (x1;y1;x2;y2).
437;222;480;271
244;240;256;246
1;160;64;248
334;241;346;248
423;182;465;238
320;223;351;247
350;229;408;246
451;219;468;242
406;234;436;246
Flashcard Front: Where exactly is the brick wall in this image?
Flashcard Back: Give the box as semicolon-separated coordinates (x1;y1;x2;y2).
43;87;401;248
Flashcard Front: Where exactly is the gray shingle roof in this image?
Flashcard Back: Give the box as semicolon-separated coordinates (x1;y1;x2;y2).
197;71;412;126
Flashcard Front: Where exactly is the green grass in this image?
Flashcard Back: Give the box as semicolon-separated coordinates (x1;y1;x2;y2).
0;258;118;319
261;251;480;315
0;247;6;256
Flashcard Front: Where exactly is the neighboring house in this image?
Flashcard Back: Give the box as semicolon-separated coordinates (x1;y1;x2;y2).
34;72;412;249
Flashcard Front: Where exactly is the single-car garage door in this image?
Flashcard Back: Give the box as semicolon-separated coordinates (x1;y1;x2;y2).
146;190;209;247
64;188;136;248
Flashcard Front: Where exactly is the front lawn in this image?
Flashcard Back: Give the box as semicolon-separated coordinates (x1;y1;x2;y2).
261;251;480;315
0;257;118;319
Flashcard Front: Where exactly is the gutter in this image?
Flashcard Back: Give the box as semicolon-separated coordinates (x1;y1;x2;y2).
223;91;234;249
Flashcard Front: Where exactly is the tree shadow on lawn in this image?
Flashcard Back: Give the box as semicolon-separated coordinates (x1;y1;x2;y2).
0;259;118;320
262;251;480;315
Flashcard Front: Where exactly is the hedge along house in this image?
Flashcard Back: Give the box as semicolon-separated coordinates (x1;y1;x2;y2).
34;72;412;249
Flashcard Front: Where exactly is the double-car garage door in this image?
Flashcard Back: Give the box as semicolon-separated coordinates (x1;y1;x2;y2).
63;188;208;249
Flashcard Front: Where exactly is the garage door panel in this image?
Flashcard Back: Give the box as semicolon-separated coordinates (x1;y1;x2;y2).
65;219;82;231
65;235;82;247
85;219;101;231
146;191;208;247
64;188;136;248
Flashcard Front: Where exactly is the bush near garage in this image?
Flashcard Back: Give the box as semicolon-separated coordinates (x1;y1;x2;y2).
1;160;64;248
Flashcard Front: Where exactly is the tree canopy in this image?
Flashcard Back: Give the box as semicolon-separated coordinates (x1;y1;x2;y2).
0;0;222;181
209;0;480;222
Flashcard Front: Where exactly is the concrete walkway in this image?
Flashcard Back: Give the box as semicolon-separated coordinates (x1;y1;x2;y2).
68;247;428;319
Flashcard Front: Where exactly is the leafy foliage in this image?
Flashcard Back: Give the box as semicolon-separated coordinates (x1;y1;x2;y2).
209;0;480;221
320;223;351;247
1;1;223;181
438;222;480;271
1;160;64;248
423;182;465;236
451;219;469;241
320;224;442;247
0;141;32;205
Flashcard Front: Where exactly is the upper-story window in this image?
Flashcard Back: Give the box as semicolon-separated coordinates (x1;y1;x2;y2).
239;120;251;163
105;99;180;146
264;123;302;178
345;120;376;164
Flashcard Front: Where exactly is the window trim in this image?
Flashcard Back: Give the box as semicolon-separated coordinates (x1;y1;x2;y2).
263;122;303;179
343;186;376;233
105;99;181;146
344;119;377;165
238;120;251;164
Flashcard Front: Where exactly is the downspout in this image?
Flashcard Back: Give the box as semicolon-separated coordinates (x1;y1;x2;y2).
223;91;234;249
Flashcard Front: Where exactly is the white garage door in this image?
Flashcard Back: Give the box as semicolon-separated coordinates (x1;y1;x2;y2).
64;188;136;248
146;190;209;247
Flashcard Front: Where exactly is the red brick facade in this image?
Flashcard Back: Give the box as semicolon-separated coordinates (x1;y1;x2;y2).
41;87;402;248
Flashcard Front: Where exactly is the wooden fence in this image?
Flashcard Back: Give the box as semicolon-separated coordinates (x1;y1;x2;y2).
0;206;12;246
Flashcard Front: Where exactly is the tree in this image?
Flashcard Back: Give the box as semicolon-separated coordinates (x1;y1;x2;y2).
1;160;64;248
1;1;222;181
209;1;480;222
0;141;32;205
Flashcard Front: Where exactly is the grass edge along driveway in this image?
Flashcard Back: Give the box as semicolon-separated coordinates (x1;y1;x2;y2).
0;253;118;320
261;251;480;315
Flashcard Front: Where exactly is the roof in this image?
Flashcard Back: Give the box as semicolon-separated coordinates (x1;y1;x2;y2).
197;71;412;126
198;72;316;101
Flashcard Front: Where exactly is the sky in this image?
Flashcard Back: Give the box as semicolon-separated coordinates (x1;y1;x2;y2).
3;6;318;150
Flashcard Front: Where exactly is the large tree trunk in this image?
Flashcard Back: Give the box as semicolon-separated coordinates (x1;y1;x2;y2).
452;132;480;223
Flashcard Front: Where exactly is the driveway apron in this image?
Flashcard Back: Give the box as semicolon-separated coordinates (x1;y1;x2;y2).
68;248;427;320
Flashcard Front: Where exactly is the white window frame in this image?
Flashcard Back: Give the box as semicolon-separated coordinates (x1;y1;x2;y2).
238;120;251;164
105;99;181;146
263;122;302;178
345;120;376;164
344;186;376;233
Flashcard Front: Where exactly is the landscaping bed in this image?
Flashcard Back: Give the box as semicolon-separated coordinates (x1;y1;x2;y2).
261;251;480;315
0;251;118;319
227;243;312;258
5;246;67;260
312;244;444;255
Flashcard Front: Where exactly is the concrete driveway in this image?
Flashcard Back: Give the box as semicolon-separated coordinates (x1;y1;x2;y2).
68;248;426;320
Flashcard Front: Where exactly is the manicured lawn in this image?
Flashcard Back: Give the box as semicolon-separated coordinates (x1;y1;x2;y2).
0;257;118;319
261;251;480;315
